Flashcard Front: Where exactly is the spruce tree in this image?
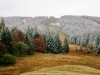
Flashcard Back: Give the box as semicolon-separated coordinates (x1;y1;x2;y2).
1;17;5;29
63;38;69;53
53;35;62;53
98;43;100;54
28;42;35;55
1;27;14;54
26;26;37;38
93;37;98;55
24;33;30;46
46;36;54;53
24;33;35;55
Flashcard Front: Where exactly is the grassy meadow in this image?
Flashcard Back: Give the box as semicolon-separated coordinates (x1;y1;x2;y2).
0;44;100;75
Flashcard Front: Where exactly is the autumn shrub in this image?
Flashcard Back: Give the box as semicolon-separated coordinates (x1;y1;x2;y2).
0;53;16;66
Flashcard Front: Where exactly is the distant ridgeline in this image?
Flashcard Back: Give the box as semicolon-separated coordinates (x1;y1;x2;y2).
0;15;100;54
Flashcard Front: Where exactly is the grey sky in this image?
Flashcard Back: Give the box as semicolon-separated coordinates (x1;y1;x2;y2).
0;0;100;18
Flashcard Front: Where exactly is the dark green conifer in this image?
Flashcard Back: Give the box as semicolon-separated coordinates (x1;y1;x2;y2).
1;27;14;54
63;38;69;53
46;36;54;53
1;17;5;29
53;35;62;53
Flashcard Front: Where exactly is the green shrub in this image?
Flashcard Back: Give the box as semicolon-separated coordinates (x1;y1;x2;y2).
16;42;29;56
1;53;16;65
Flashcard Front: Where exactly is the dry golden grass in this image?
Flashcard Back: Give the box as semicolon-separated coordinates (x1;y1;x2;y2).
21;65;100;75
0;44;100;75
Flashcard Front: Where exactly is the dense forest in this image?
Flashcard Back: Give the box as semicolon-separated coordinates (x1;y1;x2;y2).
0;15;100;66
0;17;69;66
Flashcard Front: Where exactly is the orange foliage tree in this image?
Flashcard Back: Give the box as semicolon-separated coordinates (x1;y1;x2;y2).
0;24;2;33
15;30;24;42
34;34;46;52
12;30;24;45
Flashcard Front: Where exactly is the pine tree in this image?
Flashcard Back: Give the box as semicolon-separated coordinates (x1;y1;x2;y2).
1;27;14;54
26;26;37;38
63;38;69;53
24;33;35;55
24;33;30;46
46;36;54;53
53;35;62;53
93;37;99;55
11;27;17;32
98;43;100;54
1;17;5;29
28;42;35;55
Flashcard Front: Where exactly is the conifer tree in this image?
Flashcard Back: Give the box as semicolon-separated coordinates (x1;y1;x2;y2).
24;33;35;55
28;42;35;55
1;17;5;29
24;33;30;46
63;38;69;53
53;35;62;53
93;36;100;55
1;27;14;54
46;36;54;53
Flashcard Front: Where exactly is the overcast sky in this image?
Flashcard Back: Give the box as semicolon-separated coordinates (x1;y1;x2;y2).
0;0;100;18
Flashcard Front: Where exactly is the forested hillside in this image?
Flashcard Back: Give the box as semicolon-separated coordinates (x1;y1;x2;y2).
0;15;100;75
0;15;100;55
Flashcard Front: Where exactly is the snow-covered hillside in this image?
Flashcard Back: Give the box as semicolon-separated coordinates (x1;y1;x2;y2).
0;15;100;54
0;15;100;38
0;16;50;35
57;15;100;37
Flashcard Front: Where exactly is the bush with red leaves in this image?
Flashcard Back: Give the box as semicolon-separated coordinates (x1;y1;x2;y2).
34;34;46;52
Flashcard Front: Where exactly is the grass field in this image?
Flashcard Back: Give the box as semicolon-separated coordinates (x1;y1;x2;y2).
21;65;100;75
0;44;100;75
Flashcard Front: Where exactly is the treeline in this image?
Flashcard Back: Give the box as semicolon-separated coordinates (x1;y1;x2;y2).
0;18;69;66
59;16;100;55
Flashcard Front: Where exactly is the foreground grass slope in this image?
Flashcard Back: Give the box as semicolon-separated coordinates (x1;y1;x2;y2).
21;65;100;75
0;44;100;75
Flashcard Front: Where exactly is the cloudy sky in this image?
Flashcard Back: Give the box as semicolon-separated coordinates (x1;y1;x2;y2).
0;0;100;18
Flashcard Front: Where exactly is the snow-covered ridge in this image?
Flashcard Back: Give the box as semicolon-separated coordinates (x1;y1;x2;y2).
57;15;100;37
0;15;100;37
